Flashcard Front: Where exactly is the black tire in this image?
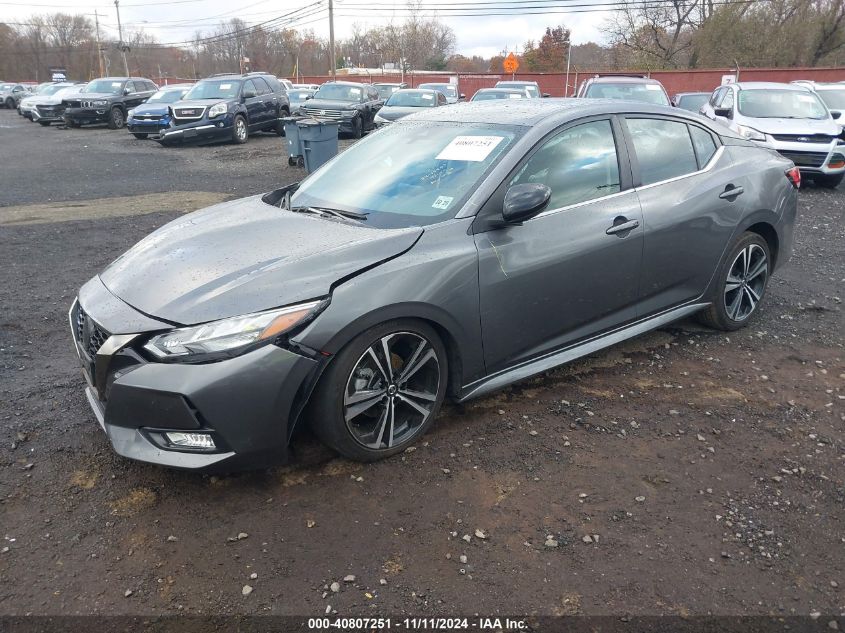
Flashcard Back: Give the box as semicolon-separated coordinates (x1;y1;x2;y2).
107;106;125;129
232;114;248;144
38;121;50;126
65;118;80;128
351;115;363;139
813;173;844;189
697;232;771;331
288;156;296;166
4;97;14;109
308;320;448;462
132;133;148;140
297;156;305;168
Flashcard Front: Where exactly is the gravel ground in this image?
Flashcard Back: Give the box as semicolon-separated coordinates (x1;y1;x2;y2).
0;109;843;620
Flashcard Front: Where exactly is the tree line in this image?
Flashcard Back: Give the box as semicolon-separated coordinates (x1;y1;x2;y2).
0;0;843;83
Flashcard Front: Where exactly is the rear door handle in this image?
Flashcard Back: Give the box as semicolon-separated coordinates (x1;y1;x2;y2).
606;218;640;235
719;185;744;199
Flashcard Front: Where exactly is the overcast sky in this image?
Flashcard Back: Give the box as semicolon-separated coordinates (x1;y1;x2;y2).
3;0;613;58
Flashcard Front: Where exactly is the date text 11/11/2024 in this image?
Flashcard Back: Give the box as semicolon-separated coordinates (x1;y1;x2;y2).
307;617;528;630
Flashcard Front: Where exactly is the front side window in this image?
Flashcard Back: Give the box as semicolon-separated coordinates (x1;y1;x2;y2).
719;89;734;110
291;122;519;229
626;118;699;185
510;120;621;210
818;88;845;110
737;89;828;119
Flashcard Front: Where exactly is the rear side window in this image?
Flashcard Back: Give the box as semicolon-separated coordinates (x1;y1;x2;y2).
510;119;621;210
626;118;698;185
689;125;717;167
253;78;270;95
263;75;282;92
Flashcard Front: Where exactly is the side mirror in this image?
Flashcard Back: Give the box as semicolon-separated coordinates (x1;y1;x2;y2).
832;111;841;120
242;89;256;99
502;183;551;224
714;106;732;118
305;95;313;100
459;93;466;100
542;93;550;98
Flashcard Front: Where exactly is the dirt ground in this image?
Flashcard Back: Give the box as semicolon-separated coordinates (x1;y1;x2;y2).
0;109;843;621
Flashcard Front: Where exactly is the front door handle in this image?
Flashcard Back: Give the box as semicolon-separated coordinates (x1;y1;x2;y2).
606;217;640;235
719;185;744;199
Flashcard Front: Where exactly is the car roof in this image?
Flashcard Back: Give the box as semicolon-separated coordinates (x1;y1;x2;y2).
587;75;662;85
204;75;244;81
160;83;193;89
393;88;437;93
419;82;451;87
477;88;525;93
496;80;539;86
676;91;710;96
733;81;810;91
375;82;406;86
408;97;721;129
320;80;371;87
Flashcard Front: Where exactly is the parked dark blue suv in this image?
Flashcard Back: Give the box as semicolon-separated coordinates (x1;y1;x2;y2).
158;73;290;145
126;83;192;139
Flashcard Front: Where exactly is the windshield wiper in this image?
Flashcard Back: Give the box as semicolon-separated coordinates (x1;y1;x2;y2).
289;205;368;222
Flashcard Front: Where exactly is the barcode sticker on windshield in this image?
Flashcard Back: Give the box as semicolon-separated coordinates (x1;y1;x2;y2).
432;196;454;210
220;83;232;89
645;84;662;90
436;135;504;162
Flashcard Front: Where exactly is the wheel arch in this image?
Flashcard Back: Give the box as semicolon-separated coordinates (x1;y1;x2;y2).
744;220;779;269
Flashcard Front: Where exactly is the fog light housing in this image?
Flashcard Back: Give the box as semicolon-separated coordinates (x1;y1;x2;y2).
165;432;216;449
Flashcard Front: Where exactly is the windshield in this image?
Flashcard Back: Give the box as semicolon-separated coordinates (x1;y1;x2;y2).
677;93;709;111
291;122;519;229
314;84;363;102
35;84;70;97
738;89;828;119
585;82;670;106
289;89;313;104
472;91;524;101
84;79;125;94
0;84;14;91
385;91;438;107
817;89;845;110
419;84;457;98
148;89;185;103
376;84;401;99
498;82;539;97
185;80;241;100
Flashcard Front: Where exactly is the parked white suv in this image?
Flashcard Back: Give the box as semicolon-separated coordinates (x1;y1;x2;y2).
701;81;845;188
791;81;845;123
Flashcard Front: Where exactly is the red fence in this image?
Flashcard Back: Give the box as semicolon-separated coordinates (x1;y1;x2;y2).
293;67;845;98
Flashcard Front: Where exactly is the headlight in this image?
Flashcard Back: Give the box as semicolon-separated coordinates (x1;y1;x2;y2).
374;114;387;124
341;110;356;118
143;300;324;360
127;109;135;117
736;125;766;142
92;99;108;107
208;102;228;118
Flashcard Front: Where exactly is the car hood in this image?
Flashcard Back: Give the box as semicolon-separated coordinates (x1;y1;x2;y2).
173;98;227;109
99;195;423;325
744;117;841;136
66;91;117;100
378;106;428;121
302;98;358;110
132;104;170;115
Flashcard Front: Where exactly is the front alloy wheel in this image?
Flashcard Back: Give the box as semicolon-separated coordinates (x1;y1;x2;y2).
310;321;448;461
232;115;248;144
108;107;125;129
698;232;770;331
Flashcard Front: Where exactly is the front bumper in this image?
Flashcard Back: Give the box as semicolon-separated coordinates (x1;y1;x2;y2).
127;115;172;135
764;139;845;175
158;114;233;144
69;282;322;472
31;105;65;122
64;106;110;125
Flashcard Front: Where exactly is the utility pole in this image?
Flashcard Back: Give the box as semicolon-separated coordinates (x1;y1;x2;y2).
94;9;105;77
564;37;572;97
328;0;336;80
114;0;129;76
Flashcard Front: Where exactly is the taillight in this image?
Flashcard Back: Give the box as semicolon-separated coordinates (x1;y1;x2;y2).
785;166;801;189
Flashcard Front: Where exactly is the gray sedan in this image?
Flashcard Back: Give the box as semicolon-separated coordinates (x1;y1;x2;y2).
70;99;797;471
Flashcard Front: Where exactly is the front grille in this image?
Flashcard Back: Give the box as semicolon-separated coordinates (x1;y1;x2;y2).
64;99;81;108
134;114;163;121
778;150;827;168
75;305;111;358
772;134;837;144
302;107;344;120
36;104;64;117
173;106;205;120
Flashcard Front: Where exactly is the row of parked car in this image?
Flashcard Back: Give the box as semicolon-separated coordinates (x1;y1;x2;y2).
9;71;845;186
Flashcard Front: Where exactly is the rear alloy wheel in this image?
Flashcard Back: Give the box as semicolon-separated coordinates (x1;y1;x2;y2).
813;173;844;189
108;106;125;129
309;321;448;461
132;133;148;140
698;232;770;331
232;115;248;144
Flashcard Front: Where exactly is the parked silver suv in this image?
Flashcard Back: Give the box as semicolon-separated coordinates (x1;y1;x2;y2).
701;81;844;188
